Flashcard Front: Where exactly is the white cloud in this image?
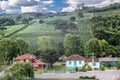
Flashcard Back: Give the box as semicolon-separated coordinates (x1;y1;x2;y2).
43;0;54;5
61;0;81;12
0;0;55;13
9;0;38;6
86;0;120;7
49;10;57;13
62;0;120;12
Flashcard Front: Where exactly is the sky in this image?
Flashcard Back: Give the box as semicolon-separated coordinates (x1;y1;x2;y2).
0;0;120;14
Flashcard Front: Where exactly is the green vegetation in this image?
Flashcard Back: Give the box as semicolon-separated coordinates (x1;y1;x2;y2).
5;24;24;36
0;62;34;80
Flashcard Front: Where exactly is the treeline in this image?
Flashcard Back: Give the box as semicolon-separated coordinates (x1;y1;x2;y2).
88;3;120;12
0;17;15;26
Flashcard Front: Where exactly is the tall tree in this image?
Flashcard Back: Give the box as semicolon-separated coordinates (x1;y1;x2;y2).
64;34;83;56
37;36;54;51
40;49;59;68
15;37;29;54
0;38;18;64
0;25;7;39
84;38;101;57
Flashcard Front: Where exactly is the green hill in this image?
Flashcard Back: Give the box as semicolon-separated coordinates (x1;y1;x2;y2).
7;12;93;51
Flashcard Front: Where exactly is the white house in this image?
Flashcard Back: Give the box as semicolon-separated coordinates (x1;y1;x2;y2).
65;54;85;71
86;58;100;69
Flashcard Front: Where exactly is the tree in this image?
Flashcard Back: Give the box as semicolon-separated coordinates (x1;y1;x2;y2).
22;18;29;24
70;16;76;21
0;38;18;64
37;36;54;51
99;39;109;56
84;38;101;57
15;37;29;54
0;25;7;39
40;49;59;68
2;62;34;80
64;34;83;56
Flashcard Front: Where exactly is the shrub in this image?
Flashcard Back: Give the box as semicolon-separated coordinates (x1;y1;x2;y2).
100;65;105;71
79;76;96;79
87;65;92;71
117;62;120;70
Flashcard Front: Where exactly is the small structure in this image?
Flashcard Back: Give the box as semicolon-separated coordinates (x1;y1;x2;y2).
32;59;47;69
59;55;67;61
99;57;118;67
86;58;100;69
14;54;37;63
13;54;47;69
66;54;85;71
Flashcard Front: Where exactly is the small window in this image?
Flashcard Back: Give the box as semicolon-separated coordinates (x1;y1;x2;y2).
79;61;81;64
69;61;71;64
93;63;96;66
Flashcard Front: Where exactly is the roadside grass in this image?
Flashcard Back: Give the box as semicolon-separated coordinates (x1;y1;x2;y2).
29;78;95;80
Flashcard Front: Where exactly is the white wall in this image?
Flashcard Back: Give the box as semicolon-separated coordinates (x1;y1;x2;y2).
88;62;100;69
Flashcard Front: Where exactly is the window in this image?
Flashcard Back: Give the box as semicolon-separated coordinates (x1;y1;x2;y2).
69;61;71;64
79;61;81;64
93;63;96;66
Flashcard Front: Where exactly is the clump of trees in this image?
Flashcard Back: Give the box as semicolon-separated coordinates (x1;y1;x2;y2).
88;3;120;12
1;62;34;80
0;37;29;64
0;17;15;26
91;15;120;57
55;20;78;33
37;36;59;68
64;34;83;56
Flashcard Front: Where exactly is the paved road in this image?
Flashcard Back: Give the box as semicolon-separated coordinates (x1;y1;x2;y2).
35;70;120;80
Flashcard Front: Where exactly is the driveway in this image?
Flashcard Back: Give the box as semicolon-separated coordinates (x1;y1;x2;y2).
35;70;120;80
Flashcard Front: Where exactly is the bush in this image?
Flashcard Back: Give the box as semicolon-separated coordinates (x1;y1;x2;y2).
117;62;120;70
100;65;105;71
87;65;92;71
81;65;86;72
79;76;96;79
1;62;34;80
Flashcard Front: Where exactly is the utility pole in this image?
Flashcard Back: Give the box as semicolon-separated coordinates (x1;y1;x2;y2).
92;53;94;71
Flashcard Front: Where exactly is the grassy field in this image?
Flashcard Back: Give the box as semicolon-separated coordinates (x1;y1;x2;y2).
5;24;24;36
10;12;93;51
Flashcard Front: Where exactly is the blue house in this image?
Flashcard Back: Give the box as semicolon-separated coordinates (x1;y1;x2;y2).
99;57;118;67
66;54;85;72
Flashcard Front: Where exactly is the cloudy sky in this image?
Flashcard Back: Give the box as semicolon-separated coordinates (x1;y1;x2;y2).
0;0;120;14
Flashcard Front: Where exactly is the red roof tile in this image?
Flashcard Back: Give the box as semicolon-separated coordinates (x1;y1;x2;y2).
14;54;36;60
66;54;85;60
33;60;46;65
86;58;99;62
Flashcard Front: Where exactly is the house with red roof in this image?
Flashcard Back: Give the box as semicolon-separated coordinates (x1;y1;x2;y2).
14;54;47;69
66;54;85;72
86;58;100;69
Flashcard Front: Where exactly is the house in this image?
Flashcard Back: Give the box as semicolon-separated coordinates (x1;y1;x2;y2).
14;54;37;63
59;55;67;61
66;54;85;71
32;59;47;69
86;58;100;69
99;57;118;67
14;54;47;69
